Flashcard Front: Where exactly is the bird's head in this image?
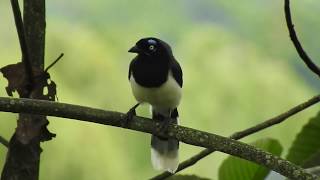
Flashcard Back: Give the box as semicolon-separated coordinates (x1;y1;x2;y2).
128;37;173;58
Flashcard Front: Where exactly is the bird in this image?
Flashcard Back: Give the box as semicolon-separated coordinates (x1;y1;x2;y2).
127;37;183;173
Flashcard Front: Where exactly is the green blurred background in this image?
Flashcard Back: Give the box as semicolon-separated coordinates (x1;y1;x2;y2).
0;0;319;179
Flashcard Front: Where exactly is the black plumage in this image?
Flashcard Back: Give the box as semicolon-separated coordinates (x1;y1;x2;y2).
128;38;182;88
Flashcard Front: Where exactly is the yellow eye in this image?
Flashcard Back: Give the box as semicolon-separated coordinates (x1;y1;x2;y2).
149;45;155;51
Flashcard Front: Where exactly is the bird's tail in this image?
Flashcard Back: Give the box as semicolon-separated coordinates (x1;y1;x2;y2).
151;108;179;173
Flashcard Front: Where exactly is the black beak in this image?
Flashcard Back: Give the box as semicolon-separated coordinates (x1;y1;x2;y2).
128;45;140;53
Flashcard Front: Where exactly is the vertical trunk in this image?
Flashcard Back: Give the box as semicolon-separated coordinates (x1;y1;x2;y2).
1;1;49;180
23;0;46;69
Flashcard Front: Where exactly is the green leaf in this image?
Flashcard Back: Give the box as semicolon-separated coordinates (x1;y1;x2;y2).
286;112;320;166
303;150;320;168
218;138;283;180
168;174;211;180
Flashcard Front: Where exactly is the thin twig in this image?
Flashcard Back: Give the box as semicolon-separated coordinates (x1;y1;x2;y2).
151;95;320;179
0;97;317;180
230;95;320;139
10;0;29;62
10;0;34;95
45;53;64;72
0;135;9;148
284;0;320;77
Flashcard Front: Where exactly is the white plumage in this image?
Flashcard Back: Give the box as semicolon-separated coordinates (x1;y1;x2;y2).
129;71;182;109
151;145;179;173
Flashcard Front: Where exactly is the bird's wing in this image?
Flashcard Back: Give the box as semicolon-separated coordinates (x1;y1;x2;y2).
170;59;183;87
128;57;137;80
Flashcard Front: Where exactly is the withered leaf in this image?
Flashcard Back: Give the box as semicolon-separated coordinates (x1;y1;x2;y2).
1;62;28;96
1;62;57;142
0;62;57;101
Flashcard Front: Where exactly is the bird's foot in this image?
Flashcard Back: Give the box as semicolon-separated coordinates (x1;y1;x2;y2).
159;117;171;133
122;103;140;127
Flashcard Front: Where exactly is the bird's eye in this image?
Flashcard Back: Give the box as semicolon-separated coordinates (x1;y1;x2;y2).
149;45;155;51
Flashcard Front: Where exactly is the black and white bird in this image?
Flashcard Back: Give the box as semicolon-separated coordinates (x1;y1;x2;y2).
127;37;183;173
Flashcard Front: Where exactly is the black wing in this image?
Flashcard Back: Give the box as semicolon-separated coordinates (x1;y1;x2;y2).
170;59;183;87
128;57;137;80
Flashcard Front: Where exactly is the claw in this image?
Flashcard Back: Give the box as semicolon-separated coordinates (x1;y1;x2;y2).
122;103;140;127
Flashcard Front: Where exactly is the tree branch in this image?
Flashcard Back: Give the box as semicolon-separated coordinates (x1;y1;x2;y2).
45;53;64;72
152;95;320;179
23;0;46;69
0;97;317;180
231;94;320;139
284;0;320;77
10;0;34;96
0;136;9;148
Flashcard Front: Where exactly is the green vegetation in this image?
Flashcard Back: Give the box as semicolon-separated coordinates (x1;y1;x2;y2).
219;138;283;180
287;112;320;167
0;1;319;179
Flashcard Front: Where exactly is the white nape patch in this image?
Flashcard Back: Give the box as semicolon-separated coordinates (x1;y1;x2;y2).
130;71;182;109
148;39;157;45
151;148;179;173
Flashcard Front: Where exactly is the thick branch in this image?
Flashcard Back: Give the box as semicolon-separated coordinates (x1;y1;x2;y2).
0;136;9;148
152;95;320;179
0;97;317;180
284;0;320;77
23;0;46;68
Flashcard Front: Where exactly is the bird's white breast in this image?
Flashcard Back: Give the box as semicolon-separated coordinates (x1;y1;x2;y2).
130;71;182;109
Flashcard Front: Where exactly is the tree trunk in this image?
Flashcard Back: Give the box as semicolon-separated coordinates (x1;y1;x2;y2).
1;1;51;180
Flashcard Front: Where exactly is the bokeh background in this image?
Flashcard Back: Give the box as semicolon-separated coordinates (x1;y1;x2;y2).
0;0;319;179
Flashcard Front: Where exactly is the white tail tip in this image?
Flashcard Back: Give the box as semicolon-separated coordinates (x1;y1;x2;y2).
151;148;179;173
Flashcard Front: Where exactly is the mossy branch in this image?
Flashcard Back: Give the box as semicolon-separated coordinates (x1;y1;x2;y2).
0;97;317;180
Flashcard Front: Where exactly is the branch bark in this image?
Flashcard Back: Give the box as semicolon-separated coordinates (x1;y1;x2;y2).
0;97;317;180
307;166;320;177
284;0;320;77
152;95;320;179
23;0;46;69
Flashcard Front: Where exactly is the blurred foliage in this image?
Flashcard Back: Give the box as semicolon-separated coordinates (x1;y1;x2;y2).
0;0;319;179
219;138;282;180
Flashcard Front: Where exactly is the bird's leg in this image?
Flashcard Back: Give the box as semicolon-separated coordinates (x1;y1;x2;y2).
159;117;171;133
154;109;172;134
123;103;140;127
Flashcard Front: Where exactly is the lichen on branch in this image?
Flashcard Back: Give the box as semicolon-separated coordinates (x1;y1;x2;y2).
0;97;317;180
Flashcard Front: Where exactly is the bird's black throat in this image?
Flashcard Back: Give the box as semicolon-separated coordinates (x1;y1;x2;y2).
131;54;170;88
